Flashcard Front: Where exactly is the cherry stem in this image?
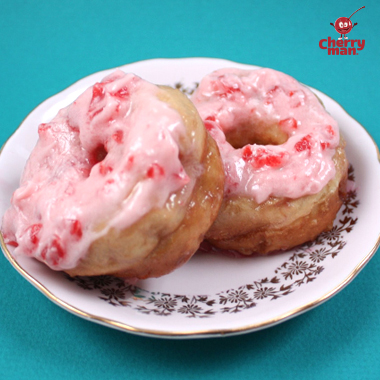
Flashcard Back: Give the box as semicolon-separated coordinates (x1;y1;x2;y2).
349;6;365;20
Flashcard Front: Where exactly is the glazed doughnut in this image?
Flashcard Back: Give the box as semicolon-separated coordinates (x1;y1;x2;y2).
2;70;224;278
192;68;348;254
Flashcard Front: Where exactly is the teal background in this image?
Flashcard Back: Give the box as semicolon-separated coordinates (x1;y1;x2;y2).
1;0;379;379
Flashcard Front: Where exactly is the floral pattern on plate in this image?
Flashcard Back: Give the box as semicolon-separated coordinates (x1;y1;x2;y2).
64;166;358;318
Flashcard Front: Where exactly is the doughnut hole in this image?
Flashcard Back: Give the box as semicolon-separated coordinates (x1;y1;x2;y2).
85;144;110;177
223;118;288;148
91;144;107;164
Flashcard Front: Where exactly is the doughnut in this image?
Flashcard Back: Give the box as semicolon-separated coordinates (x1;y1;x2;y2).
192;67;348;255
2;70;224;278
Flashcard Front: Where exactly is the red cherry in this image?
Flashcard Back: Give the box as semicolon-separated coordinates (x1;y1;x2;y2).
41;236;66;265
92;83;105;100
295;135;312;152
38;123;51;134
242;146;253;161
242;146;285;168
264;86;282;105
50;237;66;265
28;224;43;245
112;86;129;99
147;163;165;178
69;219;82;239
52;239;65;258
112;130;123;143
204;120;216;131
266;85;280;97
253;148;285;168
99;163;113;175
326;125;335;136
125;155;134;170
320;141;330;150
334;17;353;34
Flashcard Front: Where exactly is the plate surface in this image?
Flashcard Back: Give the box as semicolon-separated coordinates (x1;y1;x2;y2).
1;58;380;338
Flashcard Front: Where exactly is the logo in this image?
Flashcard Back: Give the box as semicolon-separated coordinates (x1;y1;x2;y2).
319;6;365;55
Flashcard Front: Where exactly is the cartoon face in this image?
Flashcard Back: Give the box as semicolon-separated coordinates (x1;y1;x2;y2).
334;17;353;34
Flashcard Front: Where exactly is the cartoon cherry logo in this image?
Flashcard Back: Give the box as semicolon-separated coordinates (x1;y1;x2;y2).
330;6;365;40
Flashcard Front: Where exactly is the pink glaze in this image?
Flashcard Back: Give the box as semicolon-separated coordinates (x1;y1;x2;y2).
2;71;193;270
192;68;340;204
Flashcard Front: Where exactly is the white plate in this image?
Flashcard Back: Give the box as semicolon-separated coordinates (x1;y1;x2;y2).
1;58;379;339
